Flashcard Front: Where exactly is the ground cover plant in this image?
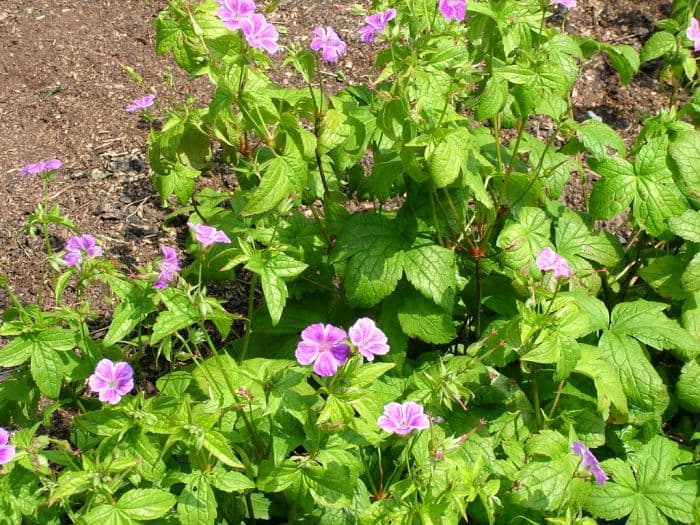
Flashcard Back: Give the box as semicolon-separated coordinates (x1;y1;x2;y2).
1;0;700;523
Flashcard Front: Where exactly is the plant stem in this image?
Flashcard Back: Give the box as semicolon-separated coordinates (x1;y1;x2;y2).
548;379;566;419
474;257;483;338
531;365;543;429
428;186;444;247
245;492;257;524
239;273;258;362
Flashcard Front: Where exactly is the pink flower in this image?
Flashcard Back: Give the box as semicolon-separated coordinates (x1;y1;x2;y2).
88;359;134;405
310;27;347;63
438;0;466;22
125;94;155;112
377;401;430;435
348;318;390;361
20;158;62;176
551;0;576;8
188;222;232;248
359;8;397;42
536;247;573;279
63;235;103;268
687;18;700;52
154;246;180;289
295;323;351;377
239;13;279;54
216;0;255;30
0;428;15;465
572;441;608;485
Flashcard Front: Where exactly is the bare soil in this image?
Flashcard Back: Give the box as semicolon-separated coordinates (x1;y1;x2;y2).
0;0;673;310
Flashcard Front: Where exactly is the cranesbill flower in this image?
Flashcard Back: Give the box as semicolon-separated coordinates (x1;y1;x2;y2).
295;323;351;377
20;158;62;176
88;359;134;405
378;401;430;435
0;428;15;465
536;247;573;279
359;8;397;42
348;317;390;361
125;94;155;113
188;222;232;248
551;0;576;8
239;13;279;54
64;235;103;268
154;246;180;289
216;0;256;30
311;27;347;63
687;18;700;51
571;441;608;484
438;0;466;22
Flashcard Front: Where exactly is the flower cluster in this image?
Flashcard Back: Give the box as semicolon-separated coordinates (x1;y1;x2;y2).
188;222;232;248
63;234;103;269
438;0;466;22
0;428;15;465
295;317;390;377
551;0;576;8
310;27;347;63
688;18;700;51
378;401;430;435
154;246;180;289
536;247;573;279
359;8;397;42
20;158;62;176
571;441;608;484
125;94;155;113
88;359;134;405
216;0;279;54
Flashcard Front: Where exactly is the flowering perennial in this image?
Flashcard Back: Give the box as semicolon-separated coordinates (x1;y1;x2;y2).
188;222;232;248
377;401;430;435
310;27;347;63
359;8;397;42
63;234;103;268
0;428;15;465
551;0;576;8
154;246;180;289
688;18;700;51
125;94;155;112
295;323;351;377
20;158;62;176
216;0;255;30
88;359;134;405
536;247;573;279
571;441;608;484
348;317;390;361
238;13;279;54
438;0;466;22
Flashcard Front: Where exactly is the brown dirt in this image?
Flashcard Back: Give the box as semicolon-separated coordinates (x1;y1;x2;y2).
0;0;675;310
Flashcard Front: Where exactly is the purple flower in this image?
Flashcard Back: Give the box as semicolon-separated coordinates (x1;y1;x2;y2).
63;235;103;268
536;247;573;279
310;27;347;63
438;0;466;22
551;0;576;8
187;222;232;248
571;441;608;485
348;318;390;361
216;0;256;31
295;323;351;377
125;94;155;113
377;401;430;435
0;428;15;465
238;13;279;54
687;18;700;51
88;359;134;405
359;8;397;43
20;158;62;176
154;246;180;289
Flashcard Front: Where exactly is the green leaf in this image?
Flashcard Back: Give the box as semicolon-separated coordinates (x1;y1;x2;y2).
515;455;580;511
402;240;456;307
319;109;352;153
584;460;637;520
634;159;689;237
604;44;640;85
496;207;550;277
76;409;131;436
427;135;462;188
677;359;700;413
302;463;355;509
31;344;64;399
397;289;456;344
475;76;507;121
668;131;700;200
256;460;301;492
242;150;308;216
588;157;636;219
667;210;700;242
202;430;245;469
574;344;629;422
151;293;201;344
682;253;700;292
210;467;255;493
49;471;95;505
598;331;668;424
640;31;676;62
79;505;132;525
333;214;404;308
117;489;177;520
178;473;218;525
154;162;199;204
639;255;688;300
574;120;627;158
0;336;33;367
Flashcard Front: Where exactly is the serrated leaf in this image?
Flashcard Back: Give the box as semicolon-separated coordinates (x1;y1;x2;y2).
640;31;676;62
302;463;355;509
50;471;95;505
604;44;640;85
79;505;131;525
515;456;580;511
210;467;255;493
668;131;700;199
639;255;688;300
475;76;507;121
403;240;456;307
76;410;132;436
202;430;244;469
575;120;627;159
667;210;700;242
31;344;64;399
247;252;308;325
574;344;628;422
496;207;550;277
117;489;177;520
677;359;700;413
634;164;688;237
681;253;700;292
427;136;462;188
588;156;636;219
151;294;201;344
319;109;352;153
397;290;456;344
0;336;33;367
178;474;218;525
